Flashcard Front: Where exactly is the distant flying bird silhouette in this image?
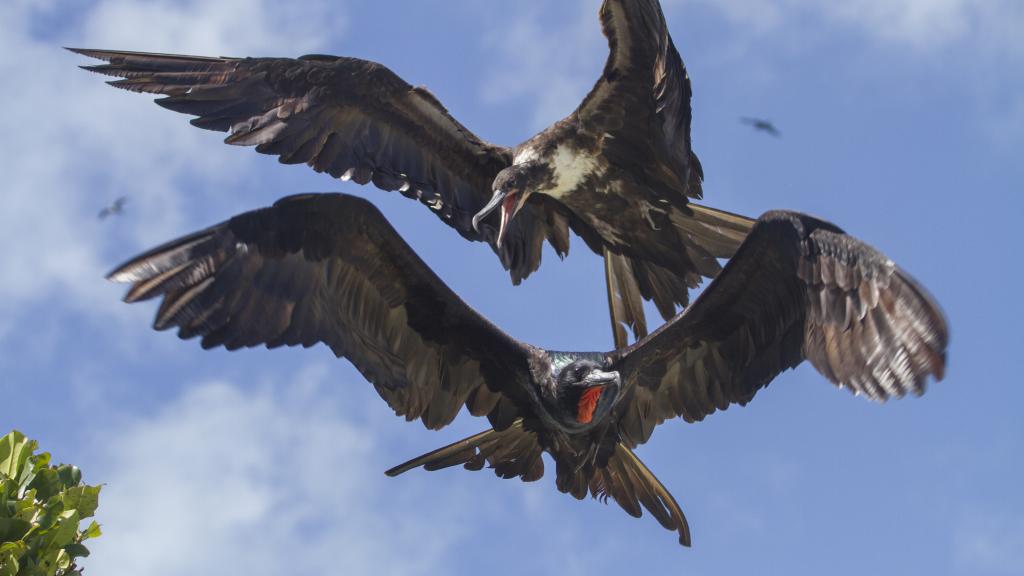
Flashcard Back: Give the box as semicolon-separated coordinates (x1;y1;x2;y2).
107;193;948;547
741;117;781;138
98;196;127;220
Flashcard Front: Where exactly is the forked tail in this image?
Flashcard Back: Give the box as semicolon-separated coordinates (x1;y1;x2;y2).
387;421;692;547
385;420;544;482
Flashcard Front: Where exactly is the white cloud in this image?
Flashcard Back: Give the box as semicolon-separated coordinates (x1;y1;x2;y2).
667;0;786;34
78;0;343;55
823;0;970;48
0;0;345;340
480;2;604;130
87;371;465;576
670;0;1024;55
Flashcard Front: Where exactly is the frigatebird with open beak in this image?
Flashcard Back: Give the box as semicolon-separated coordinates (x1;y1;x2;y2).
107;192;948;547
71;0;754;344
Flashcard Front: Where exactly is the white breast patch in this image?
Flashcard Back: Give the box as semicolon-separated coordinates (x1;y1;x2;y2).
549;144;600;199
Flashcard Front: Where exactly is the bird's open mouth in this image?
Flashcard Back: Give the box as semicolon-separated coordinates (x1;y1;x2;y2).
473;191;522;249
496;192;518;249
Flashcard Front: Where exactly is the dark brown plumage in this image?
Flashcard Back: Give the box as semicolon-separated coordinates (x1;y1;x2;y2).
473;0;754;321
108;192;948;547
71;0;755;344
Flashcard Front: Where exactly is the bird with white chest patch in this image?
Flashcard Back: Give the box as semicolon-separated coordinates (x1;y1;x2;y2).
474;0;755;321
72;0;755;343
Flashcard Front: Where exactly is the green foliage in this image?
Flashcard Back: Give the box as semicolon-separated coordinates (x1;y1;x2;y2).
0;431;101;576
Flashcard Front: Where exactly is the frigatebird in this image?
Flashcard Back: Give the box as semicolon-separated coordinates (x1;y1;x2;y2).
741;117;782;138
98;196;128;220
70;0;754;344
107;192;948;547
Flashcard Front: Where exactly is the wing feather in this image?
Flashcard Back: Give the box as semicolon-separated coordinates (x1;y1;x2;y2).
71;47;559;283
577;0;702;198
612;210;949;447
109;193;537;431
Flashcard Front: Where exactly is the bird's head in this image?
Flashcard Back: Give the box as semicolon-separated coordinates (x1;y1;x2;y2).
547;358;621;431
472;163;548;249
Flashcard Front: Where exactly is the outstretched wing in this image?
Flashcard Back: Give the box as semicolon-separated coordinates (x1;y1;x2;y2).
570;0;755;335
71;48;554;282
108;193;538;431
577;0;703;199
611;210;949;447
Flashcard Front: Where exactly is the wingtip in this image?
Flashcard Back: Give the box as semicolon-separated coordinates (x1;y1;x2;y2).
66;47;108;60
106;267;129;283
106;257;143;283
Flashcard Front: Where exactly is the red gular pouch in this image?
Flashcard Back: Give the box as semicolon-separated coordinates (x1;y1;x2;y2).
576;386;604;424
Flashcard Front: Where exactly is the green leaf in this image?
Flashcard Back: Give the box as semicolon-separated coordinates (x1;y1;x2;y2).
56;547;71;570
61;486;100;520
47;510;80;549
12;489;37;520
0;432;35;481
37;547;60;573
0;551;19;576
56;465;81;489
0;518;31;543
0;542;25;556
81;522;101;540
63;543;90;559
29;468;62;502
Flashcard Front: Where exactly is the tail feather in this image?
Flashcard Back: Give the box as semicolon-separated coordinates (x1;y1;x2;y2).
605;249;648;346
385;420;544;482
585;444;692;547
615;202;755;325
683;203;756;259
389;428;692;547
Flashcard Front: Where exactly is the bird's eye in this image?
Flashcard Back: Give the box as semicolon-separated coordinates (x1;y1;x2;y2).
575;366;588;379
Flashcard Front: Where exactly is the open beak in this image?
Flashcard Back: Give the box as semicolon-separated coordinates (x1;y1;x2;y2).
472;190;525;250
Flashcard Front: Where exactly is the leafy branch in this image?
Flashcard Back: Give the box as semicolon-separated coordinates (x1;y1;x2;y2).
0;431;101;576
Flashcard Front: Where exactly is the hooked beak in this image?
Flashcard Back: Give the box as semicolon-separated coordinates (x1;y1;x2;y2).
472;190;526;250
583;369;619;387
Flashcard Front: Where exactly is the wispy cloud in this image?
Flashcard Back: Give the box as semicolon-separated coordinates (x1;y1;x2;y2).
78;0;345;55
87;370;466;576
0;0;345;340
479;2;603;131
668;0;1024;55
478;0;1024;163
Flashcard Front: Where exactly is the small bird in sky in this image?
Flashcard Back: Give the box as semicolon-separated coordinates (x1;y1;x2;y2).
741;117;781;138
98;196;128;220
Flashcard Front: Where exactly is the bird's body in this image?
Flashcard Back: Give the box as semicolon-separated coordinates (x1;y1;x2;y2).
107;192;948;547
72;0;755;339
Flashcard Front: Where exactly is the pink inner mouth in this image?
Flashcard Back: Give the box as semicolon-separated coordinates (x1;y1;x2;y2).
497;193;517;247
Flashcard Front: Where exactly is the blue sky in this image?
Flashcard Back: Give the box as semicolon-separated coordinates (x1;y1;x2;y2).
1;0;1021;574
